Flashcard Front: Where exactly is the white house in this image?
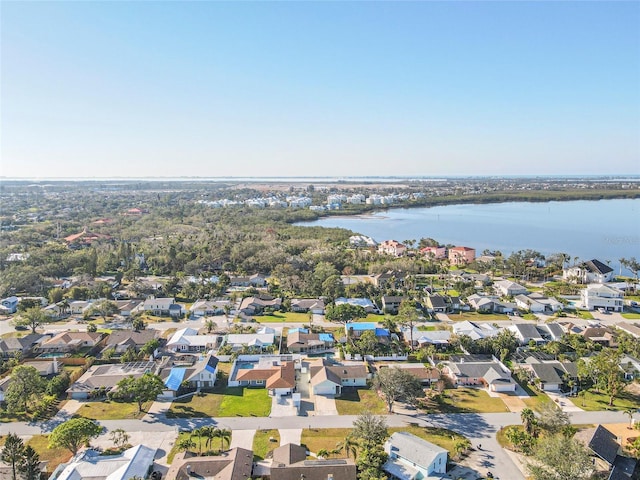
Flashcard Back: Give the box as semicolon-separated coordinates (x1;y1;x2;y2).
443;355;516;392
515;292;563;313
142;297;182;317
224;333;275;351
54;445;156;480
166;328;220;352
564;259;614;284
0;297;19;314
580;284;624;312
308;359;369;396
383;432;448;479
494;279;528;297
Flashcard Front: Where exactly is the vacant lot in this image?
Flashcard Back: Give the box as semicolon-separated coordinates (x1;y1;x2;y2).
76;400;152;420
448;312;509;322
167;388;271;418
422;387;509;414
335;387;387;415
568;387;640;412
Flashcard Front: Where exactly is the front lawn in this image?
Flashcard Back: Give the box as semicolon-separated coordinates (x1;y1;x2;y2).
253;429;280;460
75;400;152;420
257;312;311;323
26;435;74;474
449;312;509;322
517;382;552;409
422;387;509;414
335;387;387;415
388;426;467;457
621;312;640;319
167;388;271;418
568;388;640;411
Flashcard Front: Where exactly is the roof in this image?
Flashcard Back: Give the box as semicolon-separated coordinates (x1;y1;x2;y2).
346;322;376;331
164;368;187;391
55;445;156;480
166;448;254;480
40;331;102;347
385;431;447;468
105;330;158;347
610;455;637;480
225;333;274;346
272;443;307;465
576;425;619;466
583;259;614;275
68;362;157;394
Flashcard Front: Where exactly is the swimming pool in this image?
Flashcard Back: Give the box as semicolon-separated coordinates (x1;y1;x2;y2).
37;352;68;359
236;361;255;370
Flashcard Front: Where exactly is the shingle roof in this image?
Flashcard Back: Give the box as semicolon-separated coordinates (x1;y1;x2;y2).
385;431;447;468
576;425;619;465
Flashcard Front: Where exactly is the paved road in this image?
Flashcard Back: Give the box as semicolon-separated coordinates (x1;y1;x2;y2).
2;410;629;480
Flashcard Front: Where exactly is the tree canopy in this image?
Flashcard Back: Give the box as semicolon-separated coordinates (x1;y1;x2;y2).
49;418;102;455
374;367;424;413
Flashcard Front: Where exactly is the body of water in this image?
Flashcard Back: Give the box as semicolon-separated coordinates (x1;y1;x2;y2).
297;199;640;271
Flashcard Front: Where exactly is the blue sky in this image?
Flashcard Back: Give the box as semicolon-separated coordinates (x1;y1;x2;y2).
2;1;639;178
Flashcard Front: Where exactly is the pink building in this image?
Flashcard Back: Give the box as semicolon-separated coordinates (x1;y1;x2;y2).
377;240;407;257
420;246;447;259
448;246;476;266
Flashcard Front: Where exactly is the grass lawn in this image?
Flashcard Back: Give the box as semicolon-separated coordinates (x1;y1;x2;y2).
253;429;280;460
166;431;233;464
167;388;271;418
257;312;311;323
521;313;537;320
364;314;385;323
26;435;74;474
568;388;640;411
574;310;594;320
335;387;387;415
621;312;640;319
75;400;152;420
449;312;509;322
301;426;467;458
422;388;509;414
517;382;552;409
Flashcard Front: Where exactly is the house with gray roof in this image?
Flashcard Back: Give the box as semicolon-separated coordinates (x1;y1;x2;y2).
524;360;578;391
443;355;516;392
508;323;546;345
564;259;615;284
166;448;254;480
383;431;448;479
270;443;357;480
0;333;46;358
290;298;325;314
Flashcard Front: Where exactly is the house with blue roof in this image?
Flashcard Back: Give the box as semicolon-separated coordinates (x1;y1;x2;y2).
345;322;390;343
0;296;19;314
287;330;334;354
161;354;219;397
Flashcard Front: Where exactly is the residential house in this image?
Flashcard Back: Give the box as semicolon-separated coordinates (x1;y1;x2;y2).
452;320;500;340
494;279;528;297
424;294;447;313
373;271;407;289
466;294;514;314
142;297;182;317
581;326;616;347
115;299;142;317
102;329;159;358
522;359;578;391
378;240;407;257
420;245;446;259
564;259;615;284
238;296;282;316
335;297;380;314
229;357;296;397
615;322;640;339
381;296;405;314
0;333;45;357
66;361;158;399
618;355;640;381
442;355;516;392
68;300;94;315
63;227;111;246
575;425;637;480
166;328;220;353
229;273;267;287
290;298;325;314
224;333;275;352
308;358;369;396
162;355;219;396
54;445;156;480
383;432;448;480
0;377;11;402
0;296;19;314
508;323;546;346
580;285;624;312
43;302;66;319
270;443;357;480
36;332;103;354
189;298;230;317
286;330;334;354
514;292;563;313
23;359;60;376
345;322;390;343
448;246;476;266
405;328;451;349
166;448;253;480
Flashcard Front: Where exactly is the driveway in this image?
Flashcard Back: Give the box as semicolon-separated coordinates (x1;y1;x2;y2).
270;395;297;417
229;429;256;450
279;429;302;446
312;393;338;416
544;391;583;412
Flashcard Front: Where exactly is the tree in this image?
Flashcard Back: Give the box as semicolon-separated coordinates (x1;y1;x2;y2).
140;339;160;358
49;418;102;455
87;299;118;322
396;300;420;351
374;367;424;413
620;257;640;289
13;307;48;334
527;434;592;480
131;316;145;331
217;428;231;451
205;319;214;333
590;349;627;406
1;433;25;480
5;365;46;413
356;445;388;480
520;408;537;436
624;407;636;429
336;435;358;460
110;428;130;448
176;437;196;453
18;445;41;480
535;402;569;435
112;373;164;413
325;303;367;325
351;412;388;448
453;438;472;460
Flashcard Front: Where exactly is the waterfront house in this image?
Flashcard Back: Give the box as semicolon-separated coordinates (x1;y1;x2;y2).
420;245;446;259
580;284;624;312
378;240;407;257
448;246;476;266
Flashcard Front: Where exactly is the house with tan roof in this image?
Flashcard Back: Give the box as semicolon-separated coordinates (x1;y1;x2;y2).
286;330;334;354
228;356;297;397
448;246;475;266
166;448;253;480
308;358;369;396
36;331;103;354
270;443;357;480
66;361;158;399
238;296;282;316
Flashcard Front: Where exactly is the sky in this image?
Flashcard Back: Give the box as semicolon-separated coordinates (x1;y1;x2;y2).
1;1;639;179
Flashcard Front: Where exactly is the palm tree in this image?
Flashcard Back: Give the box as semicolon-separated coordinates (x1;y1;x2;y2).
217;428;231;451
205;319;214;333
176;437;196;453
200;426;217;451
453;438;471;460
336;435;358;460
520;408;536;435
191;428;205;455
317;449;330;459
623;407;636;429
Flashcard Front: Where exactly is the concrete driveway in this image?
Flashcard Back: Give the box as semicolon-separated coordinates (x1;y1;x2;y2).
279;429;302;446
229;429;256;450
313;394;338;416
